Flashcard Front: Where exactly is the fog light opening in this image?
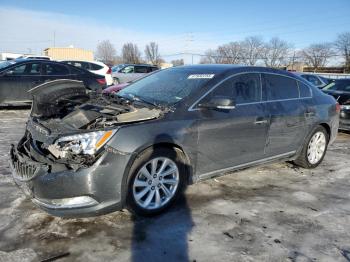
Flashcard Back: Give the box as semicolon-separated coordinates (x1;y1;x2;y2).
34;196;98;209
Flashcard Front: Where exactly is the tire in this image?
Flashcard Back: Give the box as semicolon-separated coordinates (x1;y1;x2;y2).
293;125;329;169
126;147;187;216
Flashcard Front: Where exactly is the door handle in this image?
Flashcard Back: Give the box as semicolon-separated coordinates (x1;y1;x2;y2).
254;119;268;125
305;111;315;117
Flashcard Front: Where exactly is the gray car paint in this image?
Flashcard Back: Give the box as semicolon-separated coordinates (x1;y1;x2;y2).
10;65;339;217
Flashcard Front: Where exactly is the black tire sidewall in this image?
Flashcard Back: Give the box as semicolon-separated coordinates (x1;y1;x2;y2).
126;147;186;216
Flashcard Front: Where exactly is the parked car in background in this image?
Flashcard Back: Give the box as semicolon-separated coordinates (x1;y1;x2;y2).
111;64;159;84
62;60;113;86
0;59;106;106
10;65;339;217
293;72;331;88
322;79;350;130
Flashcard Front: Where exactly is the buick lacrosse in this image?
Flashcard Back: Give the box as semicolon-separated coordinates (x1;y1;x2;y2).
10;65;339;217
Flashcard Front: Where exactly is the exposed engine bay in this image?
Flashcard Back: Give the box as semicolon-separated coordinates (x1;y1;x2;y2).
14;80;164;171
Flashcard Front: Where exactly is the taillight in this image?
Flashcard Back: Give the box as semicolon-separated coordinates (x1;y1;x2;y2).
106;67;112;74
97;78;106;85
336;102;341;113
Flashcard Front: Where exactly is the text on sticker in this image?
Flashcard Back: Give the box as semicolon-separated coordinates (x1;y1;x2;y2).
188;74;215;79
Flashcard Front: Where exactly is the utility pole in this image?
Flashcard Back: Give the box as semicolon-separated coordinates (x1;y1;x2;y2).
185;32;194;64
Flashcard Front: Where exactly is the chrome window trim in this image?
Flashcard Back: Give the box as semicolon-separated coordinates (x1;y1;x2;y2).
188;71;313;111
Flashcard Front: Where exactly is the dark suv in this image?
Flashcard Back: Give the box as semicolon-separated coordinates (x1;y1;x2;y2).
10;65;339;217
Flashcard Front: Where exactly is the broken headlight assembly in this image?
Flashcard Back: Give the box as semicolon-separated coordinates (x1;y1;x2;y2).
48;130;117;159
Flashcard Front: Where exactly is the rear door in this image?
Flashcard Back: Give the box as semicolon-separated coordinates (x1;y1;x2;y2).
262;73;308;156
0;62;42;104
194;73;269;175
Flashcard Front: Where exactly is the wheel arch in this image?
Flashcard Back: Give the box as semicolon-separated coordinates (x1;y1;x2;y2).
120;141;194;208
319;122;331;140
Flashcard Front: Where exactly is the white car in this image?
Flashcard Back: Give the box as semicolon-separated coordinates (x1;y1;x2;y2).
111;64;159;84
62;60;113;86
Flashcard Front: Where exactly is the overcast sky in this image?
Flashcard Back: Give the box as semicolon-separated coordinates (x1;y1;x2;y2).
0;0;349;63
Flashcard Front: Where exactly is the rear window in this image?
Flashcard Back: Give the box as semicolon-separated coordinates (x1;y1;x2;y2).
135;66;149;73
298;82;312;98
90;63;103;70
262;74;299;101
43;63;69;75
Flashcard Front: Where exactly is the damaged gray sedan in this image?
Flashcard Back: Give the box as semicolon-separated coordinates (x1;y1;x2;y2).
10;65;339;217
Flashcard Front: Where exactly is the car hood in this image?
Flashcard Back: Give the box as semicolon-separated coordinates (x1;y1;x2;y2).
28;80;163;138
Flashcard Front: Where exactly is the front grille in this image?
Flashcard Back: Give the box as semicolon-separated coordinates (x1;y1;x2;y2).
12;159;38;182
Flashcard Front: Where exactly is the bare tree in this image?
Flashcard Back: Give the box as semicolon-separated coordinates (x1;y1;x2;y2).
241;36;264;65
302;43;335;69
262;37;291;68
171;59;184;66
95;40;117;65
199;49;221;64
217;42;243;64
145;42;162;65
121;43;141;64
334;32;350;72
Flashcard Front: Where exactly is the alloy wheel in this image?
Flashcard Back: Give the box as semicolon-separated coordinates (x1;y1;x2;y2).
307;131;326;165
132;157;179;210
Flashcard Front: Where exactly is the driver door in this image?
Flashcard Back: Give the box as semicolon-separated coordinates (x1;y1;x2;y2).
193;73;269;176
0;62;42;104
118;65;135;83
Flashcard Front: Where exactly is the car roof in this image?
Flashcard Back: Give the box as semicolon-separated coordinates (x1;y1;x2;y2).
172;64;298;77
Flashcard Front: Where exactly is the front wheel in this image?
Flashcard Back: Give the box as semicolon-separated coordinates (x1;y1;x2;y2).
126;148;186;216
293;126;328;168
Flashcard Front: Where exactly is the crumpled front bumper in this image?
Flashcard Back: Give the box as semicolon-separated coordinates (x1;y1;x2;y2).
10;143;131;217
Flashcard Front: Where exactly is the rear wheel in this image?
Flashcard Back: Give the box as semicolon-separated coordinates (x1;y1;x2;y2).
126;147;186;216
293;126;328;168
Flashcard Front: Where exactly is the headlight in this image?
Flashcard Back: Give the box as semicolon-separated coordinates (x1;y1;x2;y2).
48;130;116;158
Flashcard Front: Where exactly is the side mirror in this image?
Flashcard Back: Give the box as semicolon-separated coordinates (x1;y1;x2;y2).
4;70;14;76
198;96;236;110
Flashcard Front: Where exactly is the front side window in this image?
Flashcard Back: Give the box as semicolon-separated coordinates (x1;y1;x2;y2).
262;74;299;101
207;73;261;104
121;66;134;74
7;63;41;75
43;63;69;75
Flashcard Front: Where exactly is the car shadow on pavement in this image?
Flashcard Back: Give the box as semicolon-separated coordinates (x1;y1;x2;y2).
131;195;193;262
131;135;194;262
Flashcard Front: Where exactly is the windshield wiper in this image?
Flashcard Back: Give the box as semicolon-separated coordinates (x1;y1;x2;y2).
121;93;161;108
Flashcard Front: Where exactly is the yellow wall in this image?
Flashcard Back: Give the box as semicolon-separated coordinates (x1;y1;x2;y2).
44;47;94;61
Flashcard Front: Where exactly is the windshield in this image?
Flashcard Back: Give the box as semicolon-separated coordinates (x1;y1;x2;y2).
118;68;214;105
323;80;350;92
0;61;15;70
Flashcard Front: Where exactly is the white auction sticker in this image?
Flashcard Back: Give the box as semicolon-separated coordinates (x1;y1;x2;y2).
188;74;215;79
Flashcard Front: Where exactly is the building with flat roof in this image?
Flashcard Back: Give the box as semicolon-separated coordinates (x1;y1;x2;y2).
44;47;93;61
